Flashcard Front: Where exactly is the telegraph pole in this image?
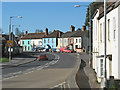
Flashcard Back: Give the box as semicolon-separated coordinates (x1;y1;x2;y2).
103;0;107;88
9;17;12;61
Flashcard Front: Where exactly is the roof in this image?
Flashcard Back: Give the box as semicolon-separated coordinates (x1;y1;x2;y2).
98;0;120;20
60;31;76;38
60;30;88;38
71;30;87;37
43;30;63;38
21;32;45;39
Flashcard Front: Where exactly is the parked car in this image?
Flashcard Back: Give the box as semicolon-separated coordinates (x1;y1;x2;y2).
51;48;56;52
37;47;45;52
38;54;48;60
60;47;67;52
63;48;73;53
56;48;60;52
32;48;37;52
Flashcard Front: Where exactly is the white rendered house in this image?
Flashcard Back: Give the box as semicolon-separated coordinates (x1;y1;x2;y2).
92;1;120;84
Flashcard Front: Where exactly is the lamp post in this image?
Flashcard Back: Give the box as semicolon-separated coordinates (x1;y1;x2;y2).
9;16;22;61
74;4;92;67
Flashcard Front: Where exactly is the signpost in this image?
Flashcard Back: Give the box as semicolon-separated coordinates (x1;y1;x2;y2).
7;40;13;47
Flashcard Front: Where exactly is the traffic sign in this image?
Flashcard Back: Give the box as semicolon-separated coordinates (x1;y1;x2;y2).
7;40;13;47
8;47;13;52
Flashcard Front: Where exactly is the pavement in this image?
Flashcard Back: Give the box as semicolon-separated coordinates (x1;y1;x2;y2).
1;52;37;69
76;53;101;89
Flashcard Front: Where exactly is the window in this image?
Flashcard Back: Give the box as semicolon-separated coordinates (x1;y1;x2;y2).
76;39;78;43
113;17;116;40
52;39;54;43
100;59;103;76
44;39;46;43
79;39;81;43
100;23;102;42
108;19;110;41
28;41;30;44
48;39;49;43
28;46;30;50
23;41;24;45
75;45;78;49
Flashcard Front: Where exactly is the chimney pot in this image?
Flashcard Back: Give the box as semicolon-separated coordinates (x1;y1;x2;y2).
25;31;28;34
71;25;75;32
82;26;86;31
59;32;62;37
45;28;48;35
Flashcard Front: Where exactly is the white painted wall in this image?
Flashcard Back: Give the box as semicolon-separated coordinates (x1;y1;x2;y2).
92;5;120;82
73;37;82;51
31;39;42;48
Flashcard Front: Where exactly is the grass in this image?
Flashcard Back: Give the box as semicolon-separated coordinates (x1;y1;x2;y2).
0;58;9;62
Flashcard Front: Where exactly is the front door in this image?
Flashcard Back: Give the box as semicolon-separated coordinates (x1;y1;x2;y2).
25;46;27;51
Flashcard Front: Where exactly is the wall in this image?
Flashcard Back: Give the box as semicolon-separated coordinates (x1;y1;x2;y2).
20;39;31;51
42;38;57;48
31;39;42;48
92;5;120;82
73;37;82;51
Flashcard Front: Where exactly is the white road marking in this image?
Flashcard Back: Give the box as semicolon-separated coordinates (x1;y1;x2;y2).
3;52;60;80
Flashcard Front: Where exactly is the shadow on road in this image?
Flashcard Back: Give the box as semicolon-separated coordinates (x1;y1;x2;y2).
76;59;91;89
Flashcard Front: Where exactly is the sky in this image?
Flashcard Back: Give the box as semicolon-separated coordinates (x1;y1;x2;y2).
2;2;92;34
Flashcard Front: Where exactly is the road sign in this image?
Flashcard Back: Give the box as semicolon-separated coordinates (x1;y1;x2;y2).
8;47;13;52
7;40;13;47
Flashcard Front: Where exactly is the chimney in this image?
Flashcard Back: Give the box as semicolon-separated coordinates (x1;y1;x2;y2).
71;25;75;32
82;26;86;31
25;31;28;34
45;28;48;35
59;32;62;37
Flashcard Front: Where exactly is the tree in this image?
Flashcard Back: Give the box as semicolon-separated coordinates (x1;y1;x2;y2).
85;2;103;26
15;28;21;37
35;29;43;33
77;28;81;31
15;28;24;37
48;31;52;34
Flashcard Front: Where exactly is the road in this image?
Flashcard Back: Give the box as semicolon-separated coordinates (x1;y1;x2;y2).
2;52;79;89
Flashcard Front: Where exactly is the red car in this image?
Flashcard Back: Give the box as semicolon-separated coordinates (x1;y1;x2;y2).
60;47;67;52
38;54;48;60
60;47;73;53
63;48;73;53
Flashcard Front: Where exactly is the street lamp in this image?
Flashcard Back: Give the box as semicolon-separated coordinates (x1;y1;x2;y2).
9;16;22;61
74;4;92;67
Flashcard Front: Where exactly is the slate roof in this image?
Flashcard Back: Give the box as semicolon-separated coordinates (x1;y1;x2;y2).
43;30;63;38
60;31;76;38
60;30;88;38
21;32;45;39
71;30;87;37
98;0;120;19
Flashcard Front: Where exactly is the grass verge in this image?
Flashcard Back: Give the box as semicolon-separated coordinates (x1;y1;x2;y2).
0;58;9;62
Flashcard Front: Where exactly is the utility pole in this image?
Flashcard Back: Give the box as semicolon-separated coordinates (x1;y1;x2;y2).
89;5;92;67
103;0;107;88
9;17;12;61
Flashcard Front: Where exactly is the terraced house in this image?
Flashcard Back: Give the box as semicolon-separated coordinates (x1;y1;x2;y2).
20;30;46;51
57;25;89;52
92;1;120;86
42;30;63;49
